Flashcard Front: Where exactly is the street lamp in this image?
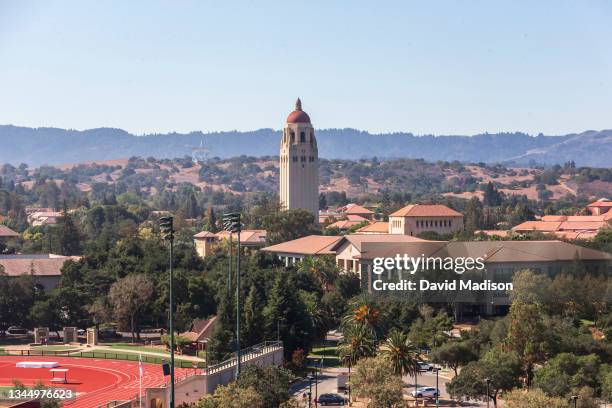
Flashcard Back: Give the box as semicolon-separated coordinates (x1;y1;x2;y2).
571;395;578;408
484;378;491;408
223;213;242;379
348;360;352;407
312;363;319;407
159;216;175;408
432;366;440;408
308;374;313;408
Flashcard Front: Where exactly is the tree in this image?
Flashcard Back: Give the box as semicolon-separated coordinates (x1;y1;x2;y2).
447;348;522;407
195;383;264;408
533;353;600;397
483;182;502;207
509;269;552;305
506;301;553;386
262;209;319;245
351;355;405;408
206;207;218;233
263;272;314;359
243;284;265;346
343;293;381;338
338;322;376;367
504;389;567;408
465;197;483;233
381;329;420;378
235;365;294;408
108;274;154;341
296;256;338;292
59;202;81;255
431;340;478;376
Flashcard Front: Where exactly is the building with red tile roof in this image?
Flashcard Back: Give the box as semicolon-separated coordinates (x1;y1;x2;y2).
355;221;390;235
261;235;342;266
0;254;80;291
194;230;267;257
0;225;19;238
388;204;464;236
587;198;612;216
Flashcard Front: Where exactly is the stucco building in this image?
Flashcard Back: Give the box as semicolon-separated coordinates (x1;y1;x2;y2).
388;204;464;235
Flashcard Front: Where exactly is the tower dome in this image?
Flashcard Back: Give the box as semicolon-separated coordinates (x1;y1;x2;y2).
286;98;311;123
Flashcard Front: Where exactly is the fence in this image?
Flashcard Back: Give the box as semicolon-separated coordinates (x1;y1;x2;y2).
2;349;205;369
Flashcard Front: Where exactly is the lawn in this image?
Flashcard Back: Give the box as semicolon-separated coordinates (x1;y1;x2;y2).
76;350;202;368
309;344;341;368
104;343;170;355
30;345;77;351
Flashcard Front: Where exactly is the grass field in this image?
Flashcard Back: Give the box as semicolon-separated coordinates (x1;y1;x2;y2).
104;343;169;355
30;345;77;351
309;344;341;368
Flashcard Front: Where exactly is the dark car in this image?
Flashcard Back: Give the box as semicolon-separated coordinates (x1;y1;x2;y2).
316;393;348;406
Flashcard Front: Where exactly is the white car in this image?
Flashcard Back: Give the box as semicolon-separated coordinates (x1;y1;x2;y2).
417;361;433;371
410;387;439;399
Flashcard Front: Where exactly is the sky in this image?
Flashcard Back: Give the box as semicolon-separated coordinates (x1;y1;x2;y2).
0;1;610;136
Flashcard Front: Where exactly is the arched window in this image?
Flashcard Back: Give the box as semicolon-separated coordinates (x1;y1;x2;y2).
290;131;295;143
300;131;305;142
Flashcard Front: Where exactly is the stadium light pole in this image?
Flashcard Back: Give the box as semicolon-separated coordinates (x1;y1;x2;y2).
228;231;232;293
223;213;242;379
159;216;175;408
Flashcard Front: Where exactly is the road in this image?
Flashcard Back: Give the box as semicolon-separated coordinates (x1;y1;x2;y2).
292;369;489;407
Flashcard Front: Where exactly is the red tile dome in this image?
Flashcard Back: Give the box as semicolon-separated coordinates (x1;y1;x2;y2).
286;98;311;123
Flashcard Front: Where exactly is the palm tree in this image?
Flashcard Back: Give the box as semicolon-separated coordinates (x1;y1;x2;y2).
381;329;420;378
297;256;339;292
342;293;381;338
382;329;421;405
338;323;376;367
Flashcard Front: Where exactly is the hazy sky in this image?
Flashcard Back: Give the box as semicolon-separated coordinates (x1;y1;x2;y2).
0;1;610;135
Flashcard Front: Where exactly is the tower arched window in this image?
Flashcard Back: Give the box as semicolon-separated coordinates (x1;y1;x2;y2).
300;131;305;143
290;131;295;143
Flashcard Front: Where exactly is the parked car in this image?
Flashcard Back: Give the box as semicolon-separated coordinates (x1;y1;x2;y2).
316;393;348;405
417;361;433;371
7;326;28;335
410;387;439;399
98;328;121;338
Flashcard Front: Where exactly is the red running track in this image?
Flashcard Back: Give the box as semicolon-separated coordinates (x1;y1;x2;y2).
0;356;192;408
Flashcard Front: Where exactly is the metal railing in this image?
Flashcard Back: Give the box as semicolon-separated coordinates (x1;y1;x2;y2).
205;340;283;375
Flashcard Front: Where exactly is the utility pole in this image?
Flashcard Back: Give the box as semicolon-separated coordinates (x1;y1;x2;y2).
484;378;491;408
223;213;242;379
159;216;175;408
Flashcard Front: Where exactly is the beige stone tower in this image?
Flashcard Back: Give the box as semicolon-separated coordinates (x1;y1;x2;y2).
279;98;319;217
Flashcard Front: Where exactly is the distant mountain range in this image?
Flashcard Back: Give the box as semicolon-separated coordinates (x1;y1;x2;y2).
0;125;610;167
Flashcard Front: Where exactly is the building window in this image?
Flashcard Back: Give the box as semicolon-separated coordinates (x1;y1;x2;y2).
290;131;295;142
292;156;297;162
300;132;305;142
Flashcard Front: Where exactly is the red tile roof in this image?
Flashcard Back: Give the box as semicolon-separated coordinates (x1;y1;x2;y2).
262;235;342;256
512;221;562;232
587;200;612;207
327;220;367;230
337;203;374;215
0;254;80;277
193;231;217;238
389;204;463;217
216;230;267;245
0;225;19;237
356;222;389;234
